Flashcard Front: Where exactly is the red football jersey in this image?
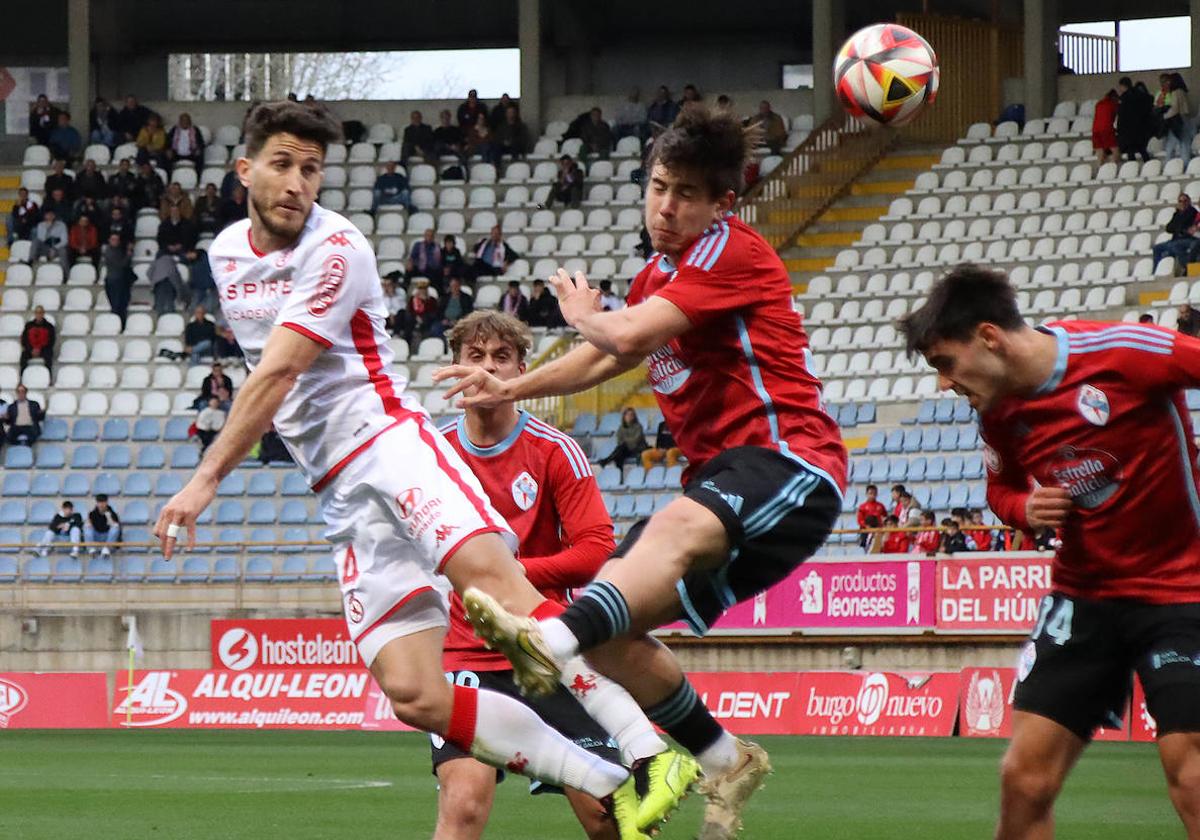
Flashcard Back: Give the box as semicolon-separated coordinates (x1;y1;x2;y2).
627;213;847;492
857;499;887;528
982;321;1200;603
439;411;615;670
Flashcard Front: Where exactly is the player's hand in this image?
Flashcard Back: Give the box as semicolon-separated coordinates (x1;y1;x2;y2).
434;364;515;410
548;268;601;327
154;475;217;559
1025;487;1072;529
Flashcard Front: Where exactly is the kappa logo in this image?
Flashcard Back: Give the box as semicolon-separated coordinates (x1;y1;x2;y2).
397;488;423;519
223;259;237;273
307;254;347;317
434;524;458;545
324;232;354;248
569;673;598;698
1076;384;1110;426
511;471;539;512
115;671;188;727
964;670;1006;734
0;678;29;728
217;628;259;671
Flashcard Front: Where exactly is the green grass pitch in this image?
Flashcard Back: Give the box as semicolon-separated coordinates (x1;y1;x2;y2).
0;731;1179;838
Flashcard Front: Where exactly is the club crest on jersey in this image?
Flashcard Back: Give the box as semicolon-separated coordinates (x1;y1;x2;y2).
511;471;538;511
307;253;347;317
1076;385;1110;426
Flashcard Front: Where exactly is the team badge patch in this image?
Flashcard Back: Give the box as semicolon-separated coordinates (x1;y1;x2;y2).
511;471;538;511
1076;384;1110;427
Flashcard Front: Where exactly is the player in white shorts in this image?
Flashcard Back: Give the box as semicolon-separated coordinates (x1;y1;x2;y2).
153;101;646;839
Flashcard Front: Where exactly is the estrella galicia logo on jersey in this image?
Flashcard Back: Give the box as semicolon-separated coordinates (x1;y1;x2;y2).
646;343;691;395
1076;384;1110;426
307;253;347;317
1048;446;1122;509
511;471;538;511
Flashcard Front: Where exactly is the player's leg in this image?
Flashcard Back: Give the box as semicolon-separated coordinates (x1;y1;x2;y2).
1157;734;1200;836
441;531;544;620
433;757;499;840
563;787;619;840
995;712;1086;840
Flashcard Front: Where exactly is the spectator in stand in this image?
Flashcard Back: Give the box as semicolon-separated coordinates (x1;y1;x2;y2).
599;407;648;470
1164;72;1195;163
135;113;168;166
133;161;164;213
545;154;584;209
184;305;217;365
199;361;233;404
149;251;185;315
382;277;407;335
101;233;134;328
468;113;499;166
889;484;907;518
436;276;474;336
195;397;226;452
71;195;101;227
900;491;923;527
217;183;248;229
614;88;647;140
647;86;680;132
881;515;912;553
467;225;518;281
457;89;485;128
37;500;83;558
433;109;465;160
89;97;117;148
257;429;293;465
193;183;221;235
45;159;74;199
401;110;436;162
641;419;682;470
113;95;151;143
1116;77;1153;162
1151;193;1199;271
48;111;82;163
489;93;518;129
598;280;623;311
107;158;137;205
8;188;39;245
1092;89;1119;164
715;94;734;113
679;84;702;110
857;484;887;548
579;108;614;161
84;494;121;558
525;279;564;328
30;94;58;145
31;210;69;271
1177;303;1200;337
220;168;240;200
75;159;107;204
214;324;242;361
41;187;71;223
748;101;787;155
104;205;133;247
1139;312;1156;324
495;106;532;161
969;510;993;551
67;215;100;266
371;161;412;215
157;205;197;257
406;228;443;282
165;112;204;171
159;181;194;220
441;234;465;283
913;511;941;555
941;518;970;553
406;280;437;344
500;280;529;321
5;384;44;446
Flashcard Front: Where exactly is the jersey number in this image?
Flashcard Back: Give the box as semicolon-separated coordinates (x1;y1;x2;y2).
443;670;480;689
341;545;359;585
1031;595;1074;646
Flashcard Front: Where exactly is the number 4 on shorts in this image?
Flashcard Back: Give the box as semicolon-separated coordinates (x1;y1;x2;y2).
1031;595;1074;646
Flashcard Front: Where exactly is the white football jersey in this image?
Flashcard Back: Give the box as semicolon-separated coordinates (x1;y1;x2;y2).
208;203;424;490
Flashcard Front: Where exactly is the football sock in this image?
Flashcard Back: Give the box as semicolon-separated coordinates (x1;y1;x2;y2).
550;580;631;655
645;678;738;775
530;598;566;620
562;656;668;766
539;618;581;662
450;684;629;798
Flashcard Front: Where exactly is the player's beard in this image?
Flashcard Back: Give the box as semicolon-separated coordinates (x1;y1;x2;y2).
250;191;306;244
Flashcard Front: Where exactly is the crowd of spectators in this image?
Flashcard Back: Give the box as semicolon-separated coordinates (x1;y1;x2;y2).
857;484;997;555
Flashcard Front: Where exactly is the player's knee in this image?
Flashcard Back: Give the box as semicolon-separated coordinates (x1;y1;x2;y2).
1164;756;1200;809
380;676;449;733
642;500;727;568
999;750;1062;811
436;782;492;837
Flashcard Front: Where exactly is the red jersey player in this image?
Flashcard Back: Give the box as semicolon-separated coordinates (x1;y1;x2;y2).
431;311;696;838
438;105;847;839
857;483;887;547
900;265;1200;839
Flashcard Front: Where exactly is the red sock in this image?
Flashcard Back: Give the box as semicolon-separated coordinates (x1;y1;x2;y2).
530;598;565;620
446;684;478;751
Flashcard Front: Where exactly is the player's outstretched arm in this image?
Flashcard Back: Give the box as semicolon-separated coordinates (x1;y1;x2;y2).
153;327;324;557
551;268;691;358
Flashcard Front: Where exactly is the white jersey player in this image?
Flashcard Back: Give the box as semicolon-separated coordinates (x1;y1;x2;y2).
153;101;646;840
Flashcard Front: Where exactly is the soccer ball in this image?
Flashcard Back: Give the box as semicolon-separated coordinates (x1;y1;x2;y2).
834;23;939;127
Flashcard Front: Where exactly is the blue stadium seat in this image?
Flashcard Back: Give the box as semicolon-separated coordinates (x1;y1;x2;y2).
655;493;675;512
29;499;56;524
71;418;99;441
887;456;908;483
216;501;245;524
865;430;886;454
602;494;617;516
926;455;946;482
132;418;161;441
920;428;939;452
845;404;863;428
841;486;859;514
117;557;147;582
34;444;65;469
121;527;152;553
634;494;655;518
307;506;323;524
913;487;931;509
929;485;951;511
145;557;177;582
211;557;240;582
0;526;21;552
963;453;984;480
868;457;888;483
217;527;244;546
281;527;309;553
102;445;132;469
245;557;273;582
29;473;59;497
0;502;26;525
93;473;121;496
663;465;683;487
154;474;183;496
247;474;277;496
944;455;964;482
279;500;308;524
3;474;31;496
614;495;636;518
939;427;960;451
571;413;597;436
171;448;200;469
623;467;646;490
62;473;90;497
968;483;987;509
901;428;921;453
102;419;130;441
596;412;621;436
189;527;215;553
934;399;955;424
136;445;166;469
247;501;276;524
218;474;246;496
281;473;310;496
958;426;979;451
41;417;68;442
164;417;191;441
883;429;903;454
84;556;114;583
643;466;666;490
180;557;210;583
949;485;970;509
71;445;100;469
24;556;50;582
312;555;336;582
588;435;614;462
953;400;974;424
596;466;621;491
4;446;33;469
277;556;308;581
53;556;83;582
0;556;17;582
849;459;869;482
915;400;937;425
908;456;927;482
247;527;276;553
122;500;152;525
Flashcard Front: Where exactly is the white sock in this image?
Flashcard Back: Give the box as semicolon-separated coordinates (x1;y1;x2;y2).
539;617;580;662
695;729;741;776
562;657;668;766
469;688;628;798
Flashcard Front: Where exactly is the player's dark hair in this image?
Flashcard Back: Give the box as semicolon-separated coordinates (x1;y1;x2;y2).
866;484;877;493
646;105;759;198
448;311;532;364
243;100;342;159
899;264;1025;358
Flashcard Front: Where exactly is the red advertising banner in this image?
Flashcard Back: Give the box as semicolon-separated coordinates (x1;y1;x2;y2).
112;670;369;729
937;557;1053;631
211;618;359;671
794;671;959;736
959;666;1130;741
360;679;417;732
689;672;805;735
1131;677;1157;743
0;672;109;729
